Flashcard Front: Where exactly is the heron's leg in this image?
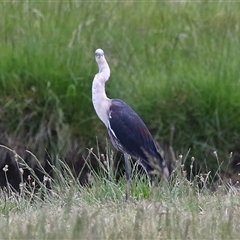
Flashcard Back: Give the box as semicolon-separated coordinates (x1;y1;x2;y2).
124;153;131;201
136;159;152;188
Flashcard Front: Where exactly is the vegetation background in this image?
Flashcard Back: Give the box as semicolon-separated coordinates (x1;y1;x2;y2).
1;0;240;172
0;0;240;239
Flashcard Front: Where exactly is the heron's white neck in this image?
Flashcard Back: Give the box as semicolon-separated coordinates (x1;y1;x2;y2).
92;58;111;127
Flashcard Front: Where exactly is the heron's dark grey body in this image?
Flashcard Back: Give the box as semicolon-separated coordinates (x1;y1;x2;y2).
107;99;165;173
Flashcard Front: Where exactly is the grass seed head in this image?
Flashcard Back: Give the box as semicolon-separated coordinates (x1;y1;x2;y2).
213;151;218;158
43;176;49;182
19;168;24;175
3;165;9;172
13;151;18;162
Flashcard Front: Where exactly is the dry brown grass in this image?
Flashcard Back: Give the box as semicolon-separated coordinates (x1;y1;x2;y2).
0;187;240;239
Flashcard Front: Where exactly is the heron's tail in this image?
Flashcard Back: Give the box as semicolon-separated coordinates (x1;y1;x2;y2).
141;149;170;178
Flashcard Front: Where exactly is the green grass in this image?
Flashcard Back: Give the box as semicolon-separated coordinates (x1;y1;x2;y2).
0;147;239;239
1;1;240;170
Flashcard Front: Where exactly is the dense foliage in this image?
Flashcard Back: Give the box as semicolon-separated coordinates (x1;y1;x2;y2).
1;1;240;172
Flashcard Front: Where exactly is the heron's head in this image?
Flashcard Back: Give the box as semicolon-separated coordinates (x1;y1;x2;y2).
94;49;110;80
95;49;104;61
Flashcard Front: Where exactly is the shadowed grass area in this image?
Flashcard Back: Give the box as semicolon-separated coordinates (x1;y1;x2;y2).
0;1;240;171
